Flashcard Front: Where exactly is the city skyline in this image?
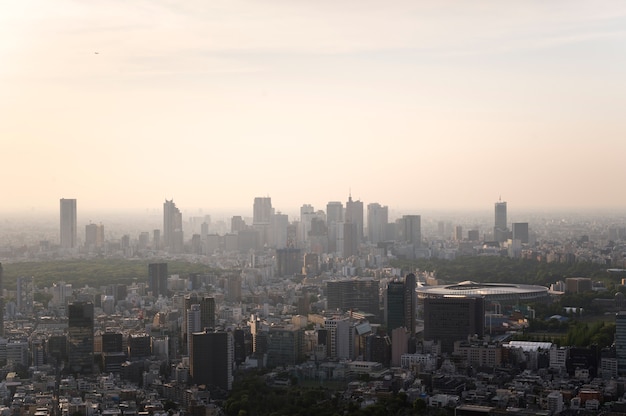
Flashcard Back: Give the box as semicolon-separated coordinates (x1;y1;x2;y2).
3;1;626;214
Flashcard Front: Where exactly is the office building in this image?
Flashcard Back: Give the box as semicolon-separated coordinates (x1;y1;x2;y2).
494;200;508;243
326;201;343;253
454;225;463;241
345;194;364;244
190;329;234;391
276;248;302;277
187;304;201;355
401;215;421;247
68;301;94;374
266;325;305;368
367;203;388;245
60;198;77;249
17;276;34;314
200;296;216;330
423;296;484;354
148;263;168;298
85;223;104;250
253;197;272;224
386;273;416;336
163;199;183;253
252;197;273;246
326;278;380;317
272;212;289;249
512;222;529;244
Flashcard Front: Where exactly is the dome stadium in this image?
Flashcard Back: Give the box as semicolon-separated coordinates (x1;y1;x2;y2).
416;280;550;305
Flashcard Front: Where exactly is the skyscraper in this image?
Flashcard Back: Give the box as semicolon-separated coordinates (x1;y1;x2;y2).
148;263;168;298
423;296;485;354
345;194;364;244
163;199;183;253
60;198;77;249
85;223;104;250
252;197;273;246
494;200;508;243
187;304;201;355
367;203;388;244
68;301;94;374
190;329;234;391
253;197;272;224
512;222;529;244
386;273;416;336
326;201;344;253
402;215;421;247
200;296;216;330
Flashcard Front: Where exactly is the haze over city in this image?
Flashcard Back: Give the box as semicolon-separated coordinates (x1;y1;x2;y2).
2;1;626;215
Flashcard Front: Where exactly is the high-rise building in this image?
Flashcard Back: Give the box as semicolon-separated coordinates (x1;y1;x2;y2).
423;296;484;354
190;329;234;391
494;200;508;243
326;278;380;317
67;301;94;374
266;325;305;368
367;203;388;245
253;197;272;225
148;263;168;298
616;311;626;376
402;215;421;247
60;198;77;249
386;273;416;336
85;223;104;250
200;296;216;330
187;304;201;355
253;197;273;246
326;201;344;253
163;199;183;253
17;276;34;314
512;222;529;244
345;194;364;244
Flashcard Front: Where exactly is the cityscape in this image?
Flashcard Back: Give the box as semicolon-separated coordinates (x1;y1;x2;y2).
0;196;625;415
4;1;626;415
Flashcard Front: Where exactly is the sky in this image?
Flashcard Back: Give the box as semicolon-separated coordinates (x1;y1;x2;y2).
2;0;626;218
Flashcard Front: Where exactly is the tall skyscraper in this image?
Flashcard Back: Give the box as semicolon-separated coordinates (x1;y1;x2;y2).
386;273;416;336
402;215;422;248
494;200;508;243
148;263;168;298
345;194;364;244
163;199;183;253
253;197;273;246
187;304;201;355
326;278;380;317
423;296;485;354
67;301;94;374
85;223;104;250
60;198;77;249
512;222;529;244
326;201;344;253
190;329;234;391
367;203;388;245
253;197;272;225
200;296;216;330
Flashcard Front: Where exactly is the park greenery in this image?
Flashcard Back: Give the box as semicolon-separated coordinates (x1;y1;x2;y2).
224;372;447;416
392;256;611;287
1;259;222;290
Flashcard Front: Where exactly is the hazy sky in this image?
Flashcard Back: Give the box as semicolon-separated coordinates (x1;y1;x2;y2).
2;1;626;217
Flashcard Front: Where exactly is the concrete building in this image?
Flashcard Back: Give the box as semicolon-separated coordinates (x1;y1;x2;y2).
423;296;484;354
60;198;77;249
190;330;234;391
